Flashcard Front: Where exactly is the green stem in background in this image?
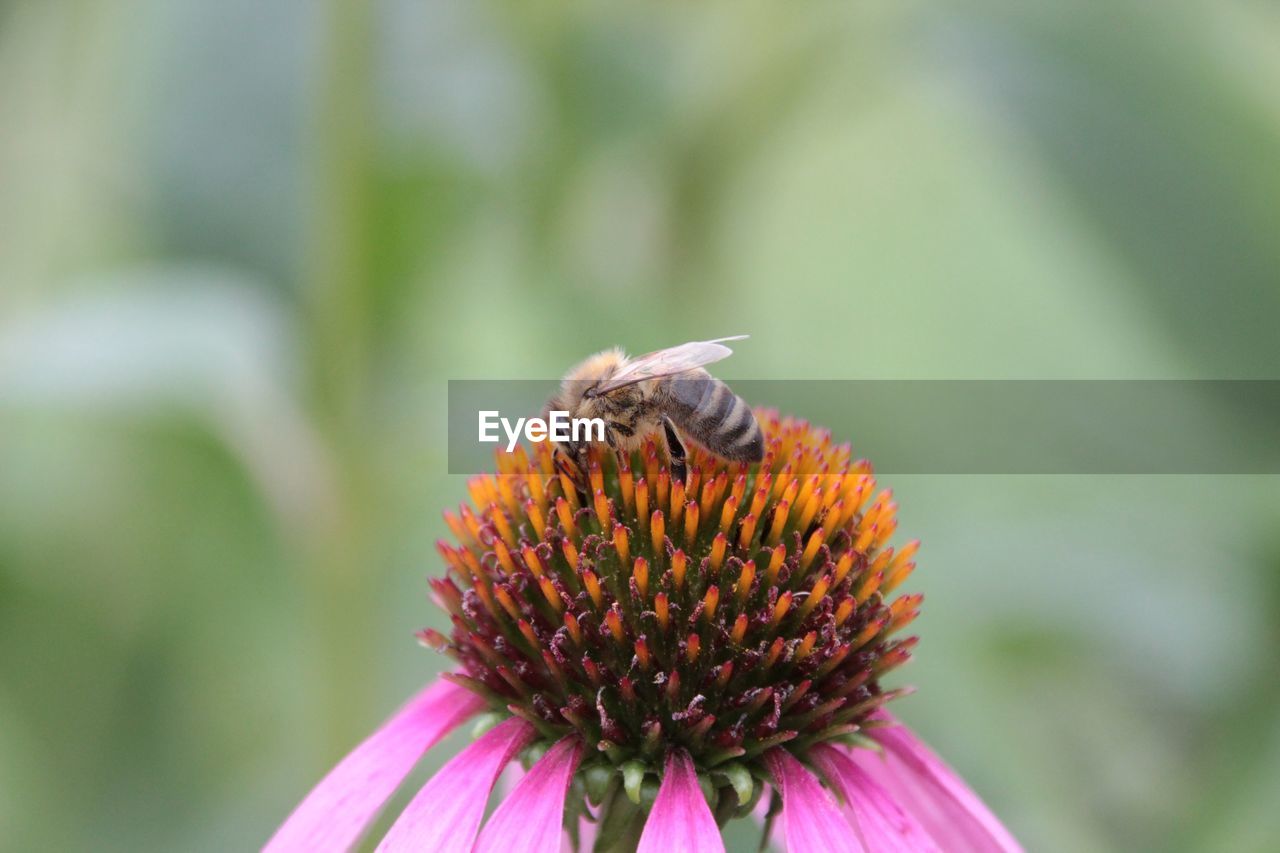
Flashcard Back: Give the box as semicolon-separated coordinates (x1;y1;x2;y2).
304;0;378;758
311;0;374;421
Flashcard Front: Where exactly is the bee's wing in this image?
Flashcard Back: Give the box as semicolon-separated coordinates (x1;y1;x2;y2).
592;336;748;395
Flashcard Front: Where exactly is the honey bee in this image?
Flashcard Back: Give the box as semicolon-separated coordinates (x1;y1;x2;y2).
545;336;763;485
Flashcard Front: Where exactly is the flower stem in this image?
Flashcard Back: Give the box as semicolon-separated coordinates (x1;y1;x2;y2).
758;790;782;852
593;785;646;853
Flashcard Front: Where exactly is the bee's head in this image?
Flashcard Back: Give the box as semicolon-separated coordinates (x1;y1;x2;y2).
555;350;626;420
559;348;625;399
541;394;592;489
545;347;628;485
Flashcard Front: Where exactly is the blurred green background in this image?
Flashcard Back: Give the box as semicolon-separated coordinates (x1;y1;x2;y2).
3;1;1280;850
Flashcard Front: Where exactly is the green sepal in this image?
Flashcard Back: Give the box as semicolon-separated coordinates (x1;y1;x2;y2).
733;780;765;819
639;777;660;811
621;760;647;805
469;711;507;739
844;731;885;754
713;762;754;805
697;772;717;807
583;762;616;806
522;740;550;768
703;745;746;767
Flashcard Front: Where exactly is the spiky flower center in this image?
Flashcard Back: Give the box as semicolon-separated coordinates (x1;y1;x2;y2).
425;411;920;824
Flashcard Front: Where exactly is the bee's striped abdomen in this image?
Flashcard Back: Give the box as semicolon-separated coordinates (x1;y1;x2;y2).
665;372;764;463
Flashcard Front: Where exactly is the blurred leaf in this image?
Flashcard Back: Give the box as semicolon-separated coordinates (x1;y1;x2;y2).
0;269;337;535
929;1;1280;377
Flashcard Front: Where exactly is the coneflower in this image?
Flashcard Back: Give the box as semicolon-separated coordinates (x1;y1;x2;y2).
267;411;1021;852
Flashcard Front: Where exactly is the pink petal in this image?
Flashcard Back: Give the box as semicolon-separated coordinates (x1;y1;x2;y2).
764;749;863;853
856;717;1022;853
376;717;535;852
571;812;598;853
265;678;485;852
810;744;939;853
475;736;584;853
637;749;725;853
498;764;595;853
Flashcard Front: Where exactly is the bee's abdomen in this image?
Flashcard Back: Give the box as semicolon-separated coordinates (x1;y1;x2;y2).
666;373;764;463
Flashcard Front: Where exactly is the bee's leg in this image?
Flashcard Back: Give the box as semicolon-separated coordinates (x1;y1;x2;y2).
606;422;633;474
554;446;590;506
661;416;688;485
602;430;627;474
573;445;591;505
